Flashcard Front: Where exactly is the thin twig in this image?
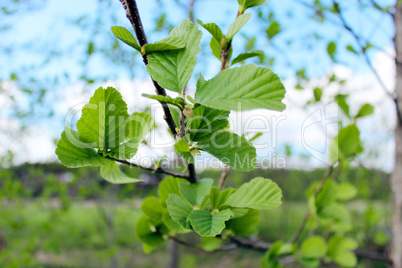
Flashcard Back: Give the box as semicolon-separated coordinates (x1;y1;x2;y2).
288;165;334;244
218;165;231;190
118;0;178;136
114;158;190;179
220;10;240;71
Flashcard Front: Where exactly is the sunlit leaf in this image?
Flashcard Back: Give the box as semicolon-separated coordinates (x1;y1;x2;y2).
188;209;233;237
100;161;143;184
111;26;140;51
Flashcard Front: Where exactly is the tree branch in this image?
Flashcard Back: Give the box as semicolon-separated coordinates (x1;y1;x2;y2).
332;0;402;124
118;0;178;136
288;165;334;244
113;158;191;179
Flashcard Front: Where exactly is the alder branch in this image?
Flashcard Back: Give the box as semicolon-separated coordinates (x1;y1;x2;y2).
332;0;402;124
118;0;178;136
220;10;240;71
113;158;191;179
288;164;334;244
218;165;231;190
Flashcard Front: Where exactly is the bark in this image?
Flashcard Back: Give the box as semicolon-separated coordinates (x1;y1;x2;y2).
392;2;402;267
168;240;179;268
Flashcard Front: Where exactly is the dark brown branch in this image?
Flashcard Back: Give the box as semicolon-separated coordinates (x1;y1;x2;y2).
114;158;191;179
118;0;178;136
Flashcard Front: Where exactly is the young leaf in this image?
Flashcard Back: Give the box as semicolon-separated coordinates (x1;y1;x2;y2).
107;112;155;159
210;37;222;60
197;131;256;171
301;236;327;258
76;86;129;150
188;209;233;237
142;36;185;54
141;197;166;226
196;20;224;43
158;176;189;204
327;236;358;267
100;161;143;184
194;64;286;112
355;103;374;119
111;26;140;51
187;104;230;142
179;178;214;206
238;0;266;11
336;182;357;201
147;19;202;93
231;50;265;65
226;13;251;41
166;193;193;229
266;21;281;39
327;41;337;60
56;127;112;168
162;212;190;234
224;177;282;210
135;216;166;251
335;94;350;117
329;124;363;163
174;138;194;164
313;87;322;102
142;94;186;110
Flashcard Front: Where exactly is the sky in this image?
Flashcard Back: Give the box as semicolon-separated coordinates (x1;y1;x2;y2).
0;0;397;171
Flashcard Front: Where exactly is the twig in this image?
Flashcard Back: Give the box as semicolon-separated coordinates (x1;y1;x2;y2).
218;165;231;190
288;165;334;244
332;0;402;124
114;158;191;179
118;0;178;136
220;11;240;71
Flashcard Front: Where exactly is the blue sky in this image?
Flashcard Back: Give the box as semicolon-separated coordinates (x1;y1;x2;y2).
0;0;397;170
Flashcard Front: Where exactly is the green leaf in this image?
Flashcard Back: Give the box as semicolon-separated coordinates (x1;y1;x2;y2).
327;236;358;267
355;103;374;118
238;0;266;11
162;212;190;234
56;127;112;168
266;21;281;39
194;64;286;112
261;241;295;268
174;138;194;164
336;182;357;201
141;197;166;226
249;132;263;142
231;50;265;65
335;94;350;117
215;188;237;209
301;236;327;258
107;112;155;159
135;216;165;251
224;177;282;210
179;178;213;206
166;194;193;229
346;45;359;54
158;176;189;204
330;124;363;163
76;86;129;150
142;36;185;53
142;94;186;110
314;179;338;210
201;237;223;251
100;161;143;184
210;37;222;60
226;209;260;236
327;41;337;60
188;209;233;237
147;19;202;93
111;26;140;51
313;87;322;102
197;131;256;171
226;13;251;41
196;20;224;43
187;104;230;142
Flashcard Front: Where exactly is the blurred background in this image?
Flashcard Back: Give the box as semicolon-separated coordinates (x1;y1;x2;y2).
0;0;397;267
